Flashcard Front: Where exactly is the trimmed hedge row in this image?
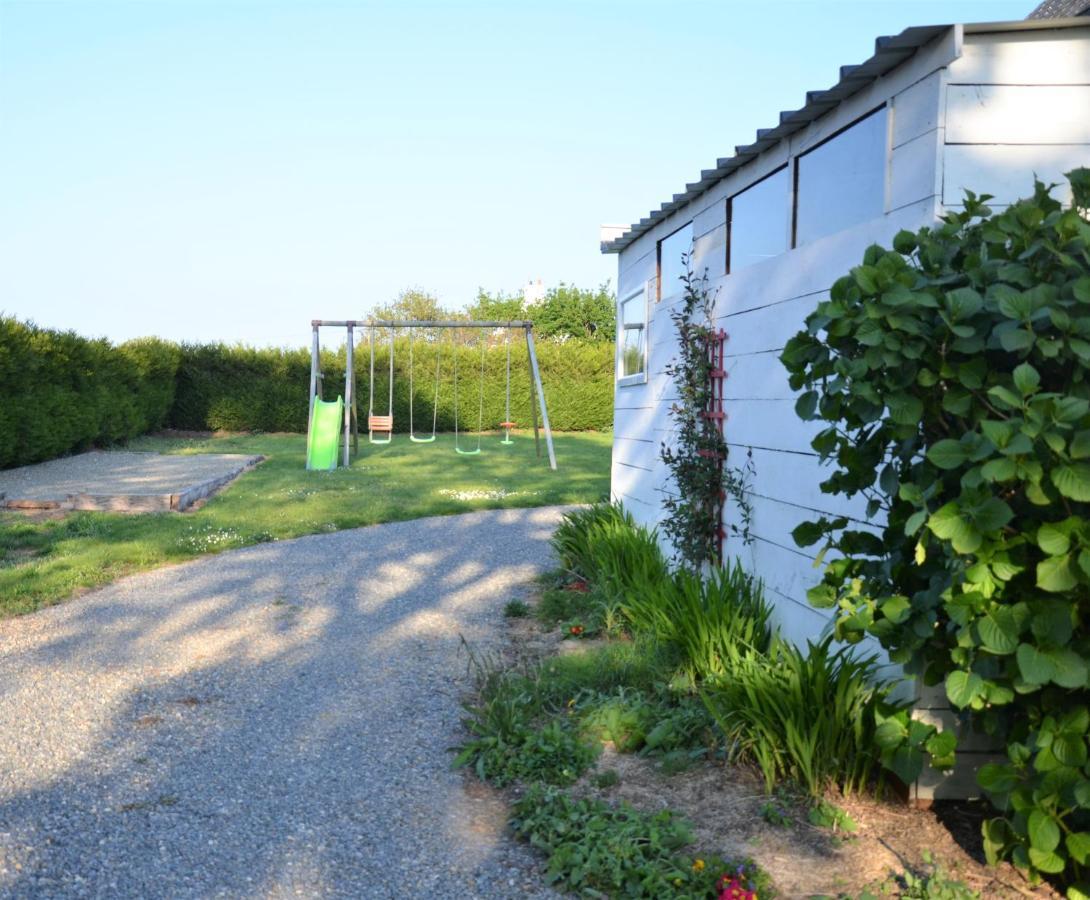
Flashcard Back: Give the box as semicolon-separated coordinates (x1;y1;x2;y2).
0;321;614;469
0;317;180;469
169;338;615;433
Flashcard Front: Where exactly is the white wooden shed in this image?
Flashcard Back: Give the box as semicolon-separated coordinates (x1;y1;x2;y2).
601;16;1090;799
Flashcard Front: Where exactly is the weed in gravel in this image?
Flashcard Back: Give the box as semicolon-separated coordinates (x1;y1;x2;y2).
503;599;530;618
535;584;608;635
592;769;620;789
759;801;792;828
512;783;771;899
860;852;978;899
807;799;857;834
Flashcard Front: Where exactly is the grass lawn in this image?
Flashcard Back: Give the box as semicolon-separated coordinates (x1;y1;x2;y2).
0;430;611;617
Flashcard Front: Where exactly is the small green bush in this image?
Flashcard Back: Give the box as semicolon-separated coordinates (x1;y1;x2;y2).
512;784;770;899
702;636;896;797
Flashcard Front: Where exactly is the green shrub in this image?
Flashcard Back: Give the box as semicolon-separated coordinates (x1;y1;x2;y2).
702;636;895;797
169;337;614;433
535;584;610;636
0;318;180;469
454;714;598;787
512;784;770;899
574;686;720;760
781;169;1090;886
532;639;681;709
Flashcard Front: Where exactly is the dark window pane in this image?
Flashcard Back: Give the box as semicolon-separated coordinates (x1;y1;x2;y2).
729;167;789;272
658;222;693;300
795;107;888;246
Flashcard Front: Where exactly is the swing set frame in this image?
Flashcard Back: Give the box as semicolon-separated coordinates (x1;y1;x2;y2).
306;319;557;471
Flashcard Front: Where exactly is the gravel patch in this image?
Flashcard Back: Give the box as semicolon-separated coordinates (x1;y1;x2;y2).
0;451;261;511
0;507;570;899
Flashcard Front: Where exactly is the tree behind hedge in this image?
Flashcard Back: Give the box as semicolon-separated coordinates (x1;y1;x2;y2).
781;169;1090;890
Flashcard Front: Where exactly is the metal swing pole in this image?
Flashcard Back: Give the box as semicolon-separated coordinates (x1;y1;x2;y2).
343;324;354;468
306;324;319;466
524;325;557;471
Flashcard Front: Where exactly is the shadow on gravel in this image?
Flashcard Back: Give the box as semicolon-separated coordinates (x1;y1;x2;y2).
0;508;565;898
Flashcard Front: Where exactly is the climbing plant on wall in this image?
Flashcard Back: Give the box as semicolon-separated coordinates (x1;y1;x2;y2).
660;264;752;570
781;169;1090;890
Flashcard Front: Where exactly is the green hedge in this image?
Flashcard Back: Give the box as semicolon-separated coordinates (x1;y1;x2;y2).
168;337;615;433
0;318;180;469
0;322;614;469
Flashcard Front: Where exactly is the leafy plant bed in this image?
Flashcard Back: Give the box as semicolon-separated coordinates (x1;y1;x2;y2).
457;564;1054;898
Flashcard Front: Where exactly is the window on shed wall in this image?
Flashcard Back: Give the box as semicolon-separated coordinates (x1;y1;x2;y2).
727;166;790;273
794;106;889;246
657;222;693;301
618;285;648;384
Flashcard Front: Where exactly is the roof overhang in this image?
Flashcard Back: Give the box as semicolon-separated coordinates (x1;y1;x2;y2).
600;17;1090;255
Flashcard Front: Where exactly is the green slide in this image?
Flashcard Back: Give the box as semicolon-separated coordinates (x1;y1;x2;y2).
306;396;344;471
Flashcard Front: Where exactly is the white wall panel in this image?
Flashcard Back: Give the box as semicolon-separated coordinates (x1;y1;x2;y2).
949;29;1090;86
943;143;1089;207
946;85;1090;145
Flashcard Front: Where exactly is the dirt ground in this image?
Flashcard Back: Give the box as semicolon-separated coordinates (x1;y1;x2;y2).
494;601;1055;899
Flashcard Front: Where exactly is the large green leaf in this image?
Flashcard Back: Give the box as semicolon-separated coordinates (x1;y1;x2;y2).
1052;465;1090;502
1067;832;1090;866
1013;362;1041;397
928;503;981;554
978;609;1021;655
945;670;984;708
1017;643;1055;685
887;393;924;426
1048;648;1089;689
1028;809;1061;853
1038;555;1078;593
926;439;968;469
1038;522;1072;556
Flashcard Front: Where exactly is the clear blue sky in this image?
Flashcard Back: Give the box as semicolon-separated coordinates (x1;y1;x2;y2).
0;0;1031;348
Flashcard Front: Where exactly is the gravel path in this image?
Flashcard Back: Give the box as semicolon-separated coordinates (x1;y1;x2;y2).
0;507;569;899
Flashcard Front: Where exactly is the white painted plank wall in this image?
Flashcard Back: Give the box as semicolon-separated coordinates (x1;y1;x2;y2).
942;28;1090;209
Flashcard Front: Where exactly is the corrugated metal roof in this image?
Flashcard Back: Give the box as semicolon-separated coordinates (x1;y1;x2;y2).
1028;0;1090;19
600;18;1089;255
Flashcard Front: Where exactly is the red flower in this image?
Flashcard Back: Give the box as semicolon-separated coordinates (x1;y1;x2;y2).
569;624;584;636
716;875;757;900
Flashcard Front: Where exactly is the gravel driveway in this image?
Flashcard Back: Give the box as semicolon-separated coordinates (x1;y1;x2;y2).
0;507;569;899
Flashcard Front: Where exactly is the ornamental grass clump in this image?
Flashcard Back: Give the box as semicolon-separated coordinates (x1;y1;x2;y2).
702;636;895;797
620;560;773;680
781;169;1090;887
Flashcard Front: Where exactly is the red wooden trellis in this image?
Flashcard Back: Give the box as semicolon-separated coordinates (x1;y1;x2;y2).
697;329;728;562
